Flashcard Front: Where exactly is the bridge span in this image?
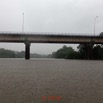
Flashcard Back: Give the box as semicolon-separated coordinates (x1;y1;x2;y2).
0;32;103;59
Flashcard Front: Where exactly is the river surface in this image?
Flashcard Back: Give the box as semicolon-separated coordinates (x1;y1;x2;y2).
0;58;103;103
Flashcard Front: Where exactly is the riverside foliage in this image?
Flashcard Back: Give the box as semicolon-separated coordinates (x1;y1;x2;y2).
52;45;103;60
0;48;51;58
0;44;103;60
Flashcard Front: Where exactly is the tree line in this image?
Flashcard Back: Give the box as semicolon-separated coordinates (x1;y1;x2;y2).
0;48;24;58
0;48;51;58
52;44;103;60
0;44;103;60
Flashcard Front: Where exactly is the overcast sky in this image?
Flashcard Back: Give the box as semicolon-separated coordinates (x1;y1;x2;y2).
0;0;103;54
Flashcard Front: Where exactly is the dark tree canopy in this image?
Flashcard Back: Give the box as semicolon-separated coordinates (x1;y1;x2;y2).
53;44;103;60
100;32;103;36
52;45;80;59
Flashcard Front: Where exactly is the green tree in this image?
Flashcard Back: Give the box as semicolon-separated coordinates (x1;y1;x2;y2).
92;45;103;60
100;32;103;36
0;48;16;58
77;44;86;59
53;45;80;59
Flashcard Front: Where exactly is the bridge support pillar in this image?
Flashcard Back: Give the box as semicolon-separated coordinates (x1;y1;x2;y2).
25;42;31;60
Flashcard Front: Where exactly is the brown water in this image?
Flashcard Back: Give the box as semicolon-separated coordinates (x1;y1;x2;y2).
0;58;103;103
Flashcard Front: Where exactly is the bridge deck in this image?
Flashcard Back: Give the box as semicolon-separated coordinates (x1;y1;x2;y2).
0;32;103;44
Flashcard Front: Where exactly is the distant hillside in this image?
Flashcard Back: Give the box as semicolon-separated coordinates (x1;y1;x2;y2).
0;48;52;58
0;48;16;58
30;53;52;58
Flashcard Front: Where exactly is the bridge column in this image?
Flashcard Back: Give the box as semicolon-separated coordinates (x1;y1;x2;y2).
25;42;31;60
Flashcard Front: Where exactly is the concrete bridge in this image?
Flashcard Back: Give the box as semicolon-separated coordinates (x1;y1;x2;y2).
0;32;103;59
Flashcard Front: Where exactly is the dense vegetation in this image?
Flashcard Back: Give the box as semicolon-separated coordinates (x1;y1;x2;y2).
52;46;80;59
52;44;103;60
0;44;103;60
0;48;16;58
0;48;51;58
